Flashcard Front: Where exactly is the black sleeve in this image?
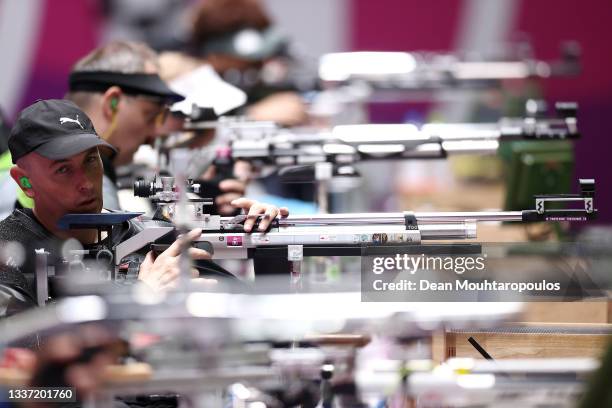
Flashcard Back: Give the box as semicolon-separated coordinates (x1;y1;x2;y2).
196;178;241;216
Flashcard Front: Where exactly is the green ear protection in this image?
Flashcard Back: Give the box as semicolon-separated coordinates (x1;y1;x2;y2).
19;177;32;189
110;97;118;112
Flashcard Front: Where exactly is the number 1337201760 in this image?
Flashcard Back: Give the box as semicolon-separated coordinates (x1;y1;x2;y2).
4;387;75;402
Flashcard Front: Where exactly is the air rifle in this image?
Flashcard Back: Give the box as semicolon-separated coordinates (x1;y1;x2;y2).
209;101;578;175
52;177;595;286
318;44;581;89
62;177;592;267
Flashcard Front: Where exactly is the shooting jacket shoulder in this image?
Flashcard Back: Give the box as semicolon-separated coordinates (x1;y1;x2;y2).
0;208;139;319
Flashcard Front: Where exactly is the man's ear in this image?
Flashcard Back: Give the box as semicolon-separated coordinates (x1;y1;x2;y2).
10;166;35;198
101;86;122;121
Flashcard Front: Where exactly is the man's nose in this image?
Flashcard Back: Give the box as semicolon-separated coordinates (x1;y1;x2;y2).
75;171;95;192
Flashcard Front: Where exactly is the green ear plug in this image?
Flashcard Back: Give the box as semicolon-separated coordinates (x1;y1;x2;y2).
19;177;32;189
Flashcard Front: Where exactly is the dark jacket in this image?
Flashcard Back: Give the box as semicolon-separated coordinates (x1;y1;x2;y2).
0;208;235;321
0;208;135;318
0;209;60;312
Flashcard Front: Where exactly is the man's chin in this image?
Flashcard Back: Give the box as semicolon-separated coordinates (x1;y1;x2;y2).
71;202;103;214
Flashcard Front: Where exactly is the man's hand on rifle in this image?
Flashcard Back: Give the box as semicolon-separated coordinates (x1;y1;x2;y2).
230;198;290;232
137;200;288;291
138;228;210;292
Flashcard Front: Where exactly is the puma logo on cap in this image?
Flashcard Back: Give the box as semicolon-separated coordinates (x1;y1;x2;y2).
59;115;84;129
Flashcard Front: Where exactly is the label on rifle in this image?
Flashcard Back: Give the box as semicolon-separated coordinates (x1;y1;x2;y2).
226;236;243;247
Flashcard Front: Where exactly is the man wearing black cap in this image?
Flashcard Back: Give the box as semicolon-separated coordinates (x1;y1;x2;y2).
67;41;181;169
0;99;287;317
67;41;247;212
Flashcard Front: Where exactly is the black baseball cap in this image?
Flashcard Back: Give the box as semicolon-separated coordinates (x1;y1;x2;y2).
69;71;185;103
9;99;117;164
